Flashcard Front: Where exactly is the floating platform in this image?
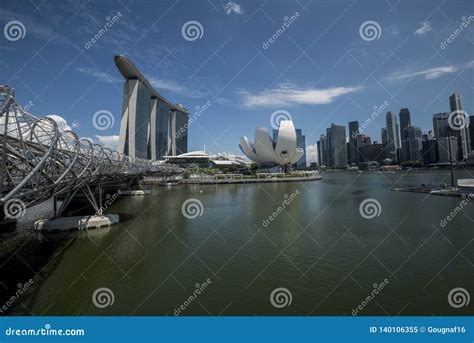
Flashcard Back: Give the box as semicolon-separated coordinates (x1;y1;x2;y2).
119;190;151;195
34;214;119;232
179;175;322;185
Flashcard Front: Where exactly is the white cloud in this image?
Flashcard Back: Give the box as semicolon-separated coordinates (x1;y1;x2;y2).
414;21;431;35
77;67;121;83
241;83;361;108
223;1;244;15
46;114;71;132
384;62;474;81
81;137;94;143
95;135;119;150
149;77;186;93
306;143;318;163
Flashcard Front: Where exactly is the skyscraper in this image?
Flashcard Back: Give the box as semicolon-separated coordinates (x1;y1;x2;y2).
385;112;400;161
449;93;471;159
432;112;450;139
294;129;307;169
115;55;189;160
327;123;347;168
319;134;328;166
470;115;474;152
348;121;359;165
399;108;411;161
405;126;422;161
438;136;458;163
316;140;322;166
399;108;411;140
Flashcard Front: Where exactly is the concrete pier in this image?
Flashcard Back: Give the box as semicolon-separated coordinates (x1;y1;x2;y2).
34;214;119;232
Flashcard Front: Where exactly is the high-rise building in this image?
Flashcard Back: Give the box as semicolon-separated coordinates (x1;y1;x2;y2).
405;126;422;161
433;112;450;139
381;128;388;147
399;108;411;140
359;144;385;164
115;55;189;160
422;138;439;165
385;112;400;161
470;115;474;152
399;108;411;161
348;121;359;165
326;123;347;168
294;129;307;169
450;93;471;159
320;134;329;166
316;140;322;166
438;136;458;163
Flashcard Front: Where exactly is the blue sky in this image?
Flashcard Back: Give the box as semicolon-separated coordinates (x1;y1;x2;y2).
1;0;473;162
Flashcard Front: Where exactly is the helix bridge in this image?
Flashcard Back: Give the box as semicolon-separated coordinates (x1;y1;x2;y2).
0;85;184;222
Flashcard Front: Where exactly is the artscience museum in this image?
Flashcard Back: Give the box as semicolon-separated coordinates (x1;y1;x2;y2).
239;120;304;168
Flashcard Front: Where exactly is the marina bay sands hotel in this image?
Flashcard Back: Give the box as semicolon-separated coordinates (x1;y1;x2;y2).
114;55;188;160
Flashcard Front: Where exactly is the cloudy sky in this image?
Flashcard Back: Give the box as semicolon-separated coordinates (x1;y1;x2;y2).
1;0;473;162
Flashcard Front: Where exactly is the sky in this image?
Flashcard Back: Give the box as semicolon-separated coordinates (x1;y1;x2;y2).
1;0;473;163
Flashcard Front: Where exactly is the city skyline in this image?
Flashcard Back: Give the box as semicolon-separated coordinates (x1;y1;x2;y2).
1;0;473;163
316;92;473;167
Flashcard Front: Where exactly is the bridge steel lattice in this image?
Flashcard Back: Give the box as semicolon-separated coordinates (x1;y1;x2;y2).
0;85;184;220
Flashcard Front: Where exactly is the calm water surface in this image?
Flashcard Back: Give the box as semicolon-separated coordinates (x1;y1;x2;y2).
1;170;473;315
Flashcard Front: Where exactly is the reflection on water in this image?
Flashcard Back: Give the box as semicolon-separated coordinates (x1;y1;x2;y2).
1;170;473;315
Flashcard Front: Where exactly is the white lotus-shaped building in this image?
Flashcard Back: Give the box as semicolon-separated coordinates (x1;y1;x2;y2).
239;120;304;166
